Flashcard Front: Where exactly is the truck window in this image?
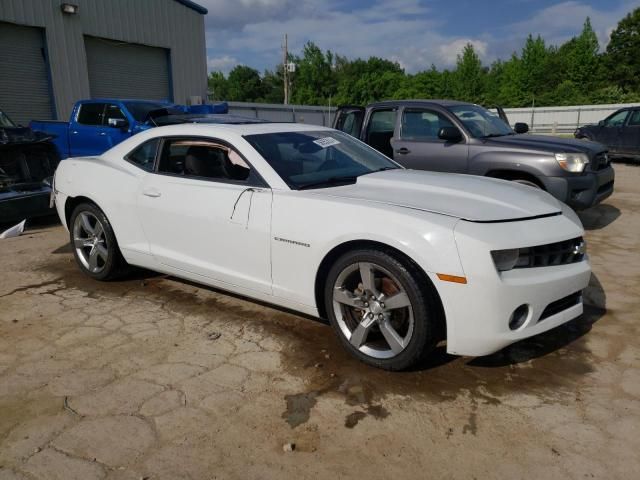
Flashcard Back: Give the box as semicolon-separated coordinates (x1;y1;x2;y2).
366;109;396;158
627;110;640;126
105;104;127;122
401;109;455;141
336;111;363;137
77;103;106;126
604;110;629;127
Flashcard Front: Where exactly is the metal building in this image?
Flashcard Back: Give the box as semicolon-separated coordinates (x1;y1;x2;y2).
0;0;208;124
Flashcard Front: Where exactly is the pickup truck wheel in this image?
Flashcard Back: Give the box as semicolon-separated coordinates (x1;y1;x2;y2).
512;179;541;189
324;249;438;370
69;203;128;281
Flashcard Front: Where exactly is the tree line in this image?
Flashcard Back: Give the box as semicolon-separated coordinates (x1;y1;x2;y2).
208;8;640;108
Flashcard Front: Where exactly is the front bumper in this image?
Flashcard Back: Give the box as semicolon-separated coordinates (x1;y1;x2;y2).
543;166;615;210
436;211;591;357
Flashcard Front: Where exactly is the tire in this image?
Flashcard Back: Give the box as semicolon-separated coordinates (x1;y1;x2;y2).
511;178;541;189
69;202;128;281
324;248;440;370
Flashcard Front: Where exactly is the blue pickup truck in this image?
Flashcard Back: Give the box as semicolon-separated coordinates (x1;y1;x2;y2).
30;99;227;159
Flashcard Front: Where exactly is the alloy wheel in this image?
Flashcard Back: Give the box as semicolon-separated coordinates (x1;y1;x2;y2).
72;211;109;274
332;262;415;359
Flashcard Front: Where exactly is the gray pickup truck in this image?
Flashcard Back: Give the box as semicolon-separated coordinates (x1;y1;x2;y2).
333;100;614;210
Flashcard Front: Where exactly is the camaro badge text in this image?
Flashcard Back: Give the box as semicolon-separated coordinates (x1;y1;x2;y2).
274;237;310;248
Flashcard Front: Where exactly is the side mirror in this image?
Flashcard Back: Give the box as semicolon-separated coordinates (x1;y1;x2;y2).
107;118;128;130
514;122;529;134
438;126;463;142
598;120;605;127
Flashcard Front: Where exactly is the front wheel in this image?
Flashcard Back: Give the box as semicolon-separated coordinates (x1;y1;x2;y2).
512;178;541;189
69;202;128;281
324;249;440;370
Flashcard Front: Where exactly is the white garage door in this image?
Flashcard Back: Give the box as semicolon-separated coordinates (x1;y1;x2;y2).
0;22;54;124
85;36;171;101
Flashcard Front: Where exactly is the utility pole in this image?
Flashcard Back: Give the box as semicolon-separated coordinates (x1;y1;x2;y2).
283;34;289;105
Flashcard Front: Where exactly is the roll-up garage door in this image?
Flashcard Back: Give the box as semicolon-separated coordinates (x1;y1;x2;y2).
0;22;53;124
85;36;171;101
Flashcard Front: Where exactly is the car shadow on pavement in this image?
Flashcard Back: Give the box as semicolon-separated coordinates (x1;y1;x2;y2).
466;273;606;368
578;204;621;231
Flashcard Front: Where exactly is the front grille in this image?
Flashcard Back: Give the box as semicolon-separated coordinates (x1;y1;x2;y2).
591;152;610;171
539;291;582;321
515;237;585;268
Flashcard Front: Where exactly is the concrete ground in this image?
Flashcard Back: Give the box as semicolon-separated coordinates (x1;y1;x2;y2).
0;164;639;480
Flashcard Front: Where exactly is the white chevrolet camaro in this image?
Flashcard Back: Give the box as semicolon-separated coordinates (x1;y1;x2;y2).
52;122;591;370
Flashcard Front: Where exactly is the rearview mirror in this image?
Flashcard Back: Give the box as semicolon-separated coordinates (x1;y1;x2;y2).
107;118;128;129
438;126;463;142
513;122;529;134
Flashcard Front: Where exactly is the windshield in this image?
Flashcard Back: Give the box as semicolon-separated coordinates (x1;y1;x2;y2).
244;130;399;190
448;104;513;138
124;102;178;122
0;110;17;128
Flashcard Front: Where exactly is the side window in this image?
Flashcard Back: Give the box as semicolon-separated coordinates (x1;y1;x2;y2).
366;109;396;157
605;110;629;127
77;103;106;126
401;109;455;140
628;110;640;126
157;138;251;182
336;110;363;137
105;104;127;125
126;138;159;172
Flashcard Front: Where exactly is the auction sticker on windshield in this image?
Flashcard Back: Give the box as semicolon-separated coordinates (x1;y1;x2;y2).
313;137;341;148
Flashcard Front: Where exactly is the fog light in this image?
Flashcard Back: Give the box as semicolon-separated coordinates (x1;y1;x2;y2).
509;304;530;330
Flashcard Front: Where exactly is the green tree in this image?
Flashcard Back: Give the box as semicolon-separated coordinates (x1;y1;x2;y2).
452;43;486;103
606;7;640;92
226;65;263;102
207;71;228;101
290;42;336;105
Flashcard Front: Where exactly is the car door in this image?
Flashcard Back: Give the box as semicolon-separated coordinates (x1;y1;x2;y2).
333;106;365;138
70;103;112;157
618;109;640;155
391;107;469;173
137;136;273;295
595;109;629;153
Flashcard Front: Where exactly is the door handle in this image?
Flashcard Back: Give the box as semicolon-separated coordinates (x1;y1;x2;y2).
99;132;107;136
71;130;78;134
142;188;161;198
396;148;411;155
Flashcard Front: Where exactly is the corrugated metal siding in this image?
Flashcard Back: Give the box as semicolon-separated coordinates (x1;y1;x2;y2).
0;22;53;124
84;36;170;101
0;0;207;120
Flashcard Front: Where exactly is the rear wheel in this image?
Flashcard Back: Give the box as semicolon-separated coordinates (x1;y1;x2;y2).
324;248;439;370
69;203;128;280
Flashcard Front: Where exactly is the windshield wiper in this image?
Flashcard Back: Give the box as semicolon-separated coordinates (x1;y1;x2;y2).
298;175;359;190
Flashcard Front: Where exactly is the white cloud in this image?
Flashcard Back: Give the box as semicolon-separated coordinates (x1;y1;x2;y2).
207;55;239;74
200;0;640;75
437;39;489;67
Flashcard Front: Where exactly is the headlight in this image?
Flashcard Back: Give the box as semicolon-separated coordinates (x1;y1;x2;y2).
491;249;520;271
555;152;589;172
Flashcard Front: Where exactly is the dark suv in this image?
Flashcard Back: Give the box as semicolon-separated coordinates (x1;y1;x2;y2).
334;100;615;210
575;107;640;158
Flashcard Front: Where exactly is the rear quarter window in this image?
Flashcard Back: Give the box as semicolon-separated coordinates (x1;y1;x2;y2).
125;138;160;172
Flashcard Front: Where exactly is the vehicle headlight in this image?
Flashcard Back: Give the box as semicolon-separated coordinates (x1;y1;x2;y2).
491;249;520;271
555;152;589;173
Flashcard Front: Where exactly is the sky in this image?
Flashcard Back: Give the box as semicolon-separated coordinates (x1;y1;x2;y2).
197;0;640;75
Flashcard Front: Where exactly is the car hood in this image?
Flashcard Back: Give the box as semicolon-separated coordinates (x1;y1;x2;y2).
317;169;563;222
484;133;605;155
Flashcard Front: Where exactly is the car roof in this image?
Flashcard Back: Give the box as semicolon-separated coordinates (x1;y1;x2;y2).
367;99;473;108
150;122;332;136
155;114;267;125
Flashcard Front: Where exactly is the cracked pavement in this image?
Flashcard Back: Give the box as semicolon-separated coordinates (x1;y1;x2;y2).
0;164;639;479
